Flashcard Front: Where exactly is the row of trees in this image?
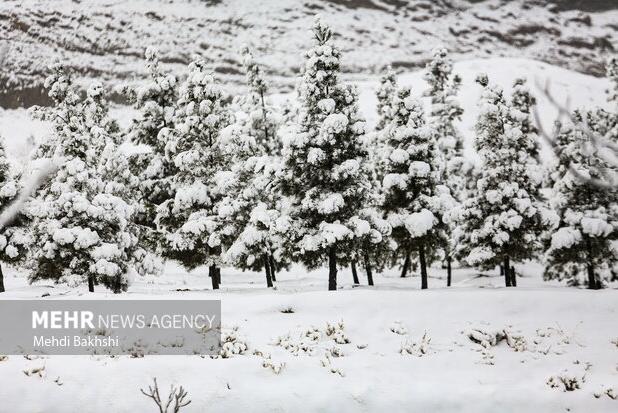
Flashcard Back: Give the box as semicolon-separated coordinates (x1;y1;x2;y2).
0;18;615;293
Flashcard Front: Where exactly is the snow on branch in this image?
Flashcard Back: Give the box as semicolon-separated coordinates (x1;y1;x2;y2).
533;79;617;188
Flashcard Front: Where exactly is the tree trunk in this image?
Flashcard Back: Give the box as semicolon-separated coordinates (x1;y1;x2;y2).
269;255;277;282
500;265;504;276
328;247;337;291
510;265;517;287
260;91;270;143
0;262;5;293
210;265;220;290
419;243;428;290
88;275;95;293
446;256;452;287
503;256;512;287
587;263;598;290
263;255;273;288
411;260;418;272
351;261;359;285
585;236;600;290
363;252;374;286
113;275;122;294
216;267;221;287
401;252;411;278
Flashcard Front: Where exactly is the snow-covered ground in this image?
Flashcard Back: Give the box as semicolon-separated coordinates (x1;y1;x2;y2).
0;262;617;412
0;58;616;412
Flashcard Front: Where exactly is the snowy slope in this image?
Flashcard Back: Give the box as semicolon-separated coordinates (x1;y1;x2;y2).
0;0;616;107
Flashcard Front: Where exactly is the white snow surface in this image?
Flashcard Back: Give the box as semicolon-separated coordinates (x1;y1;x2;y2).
0;263;617;412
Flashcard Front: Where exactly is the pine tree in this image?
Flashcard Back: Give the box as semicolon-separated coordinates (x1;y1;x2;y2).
544;59;618;288
208;47;287;287
381;86;453;289
424;48;466;198
29;68;149;293
155;56;231;290
0;139;31;293
453;74;554;286
238;46;281;155
423;48;465;286
123;48;178;242
376;66;398;131
212;123;285;287
279;17;386;291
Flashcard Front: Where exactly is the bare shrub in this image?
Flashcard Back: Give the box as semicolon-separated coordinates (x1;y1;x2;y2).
140;378;191;413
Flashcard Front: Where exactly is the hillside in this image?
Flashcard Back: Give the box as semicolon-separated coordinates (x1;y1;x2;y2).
0;0;616;107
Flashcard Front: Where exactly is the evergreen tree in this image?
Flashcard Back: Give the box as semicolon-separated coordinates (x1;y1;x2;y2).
279;17;386;291
213;123;285;287
376;66;398;131
155;56;231;289
0;140;31;293
544;59;618;288
238;46;281;155
453;74;554;287
423;48;465;286
381;86;453;289
123;48;178;242
423;47;466;198
29;68;151;292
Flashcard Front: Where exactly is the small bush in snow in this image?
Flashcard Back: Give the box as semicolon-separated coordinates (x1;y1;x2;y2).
325;321;350;344
320;354;345;377
261;357;286;375
140;377;191;413
465;327;527;352
546;373;583;392
218;328;248;358
328;346;345;358
304;327;321;342
274;333;315;356
594;386;617;400
389;321;408;335
23;366;45;378
400;331;431;357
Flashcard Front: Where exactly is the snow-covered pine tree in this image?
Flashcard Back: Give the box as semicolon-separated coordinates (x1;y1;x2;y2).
29;69;146;293
123;48;178;243
381;86;453;289
453;74;554;287
238;46;281;155
208;47;289;287
423;47;465;286
376;66;398;131
0;139;31;293
155;56;231;290
212;123;284;287
544;59;618;289
369;66;399;188
509;78;540;160
279;17;386;291
424;48;465;197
